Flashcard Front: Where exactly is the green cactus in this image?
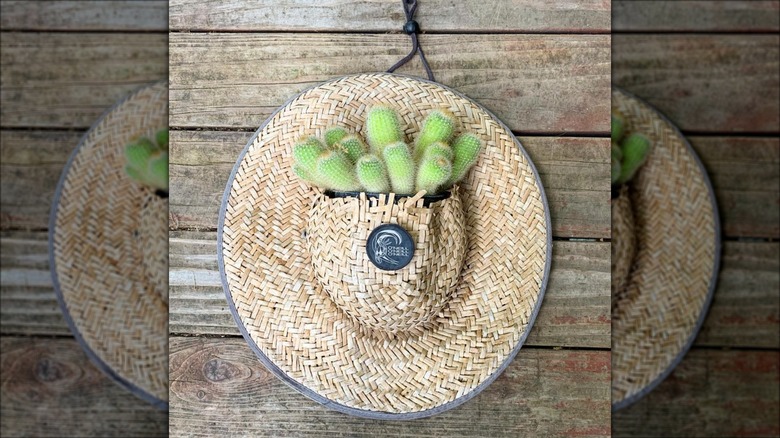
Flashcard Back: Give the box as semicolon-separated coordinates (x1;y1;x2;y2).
324;127;348;148
422;141;453;162
447;133;482;186
156;129;169;151
365;106;404;154
612;111;625;142
356;154;391;193
382;142;415;195
124;132;168;192
416;155;452;194
293;164;315;184
293;136;326;174
333;134;367;164
611;141;623;162
414;109;456;160
616;133;651;185
315;150;360;191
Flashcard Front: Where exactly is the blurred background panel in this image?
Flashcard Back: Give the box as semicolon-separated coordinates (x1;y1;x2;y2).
612;1;779;437
0;1;168;437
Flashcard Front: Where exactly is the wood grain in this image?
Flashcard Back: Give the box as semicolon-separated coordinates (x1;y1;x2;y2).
613;1;780;32
0;130;82;230
169;0;611;33
0;336;167;438
612;349;780;437
0;231;67;336
696;241;780;349
613;34;780;133
690;136;780;238
169;33;611;134
168;130;610;238
168;231;610;348
169;336;610;438
0;1;168;31
0;33;167;129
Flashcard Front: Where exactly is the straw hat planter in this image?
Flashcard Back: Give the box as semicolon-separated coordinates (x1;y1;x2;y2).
218;73;552;418
49;82;169;409
611;87;721;411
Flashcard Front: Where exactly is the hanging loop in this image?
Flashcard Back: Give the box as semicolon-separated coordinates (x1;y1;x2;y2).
386;0;435;82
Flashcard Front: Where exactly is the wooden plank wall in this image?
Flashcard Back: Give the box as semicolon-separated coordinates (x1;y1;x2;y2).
0;2;169;437
612;1;780;437
167;0;613;436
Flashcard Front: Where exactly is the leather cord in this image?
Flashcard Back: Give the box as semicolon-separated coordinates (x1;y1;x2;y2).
386;0;435;82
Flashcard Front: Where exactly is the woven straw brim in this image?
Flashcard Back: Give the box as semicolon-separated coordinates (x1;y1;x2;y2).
219;73;551;418
49;82;169;408
611;88;720;411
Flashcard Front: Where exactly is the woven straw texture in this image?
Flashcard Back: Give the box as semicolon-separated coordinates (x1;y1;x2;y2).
308;189;466;335
612;88;718;410
611;185;636;314
50;82;168;405
220;73;549;415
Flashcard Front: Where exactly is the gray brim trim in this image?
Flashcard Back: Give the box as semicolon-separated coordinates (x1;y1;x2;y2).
611;87;722;412
48;80;170;411
217;72;553;420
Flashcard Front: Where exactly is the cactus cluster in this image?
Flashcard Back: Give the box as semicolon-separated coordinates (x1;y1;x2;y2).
125;129;169;193
611;110;652;185
292;106;482;196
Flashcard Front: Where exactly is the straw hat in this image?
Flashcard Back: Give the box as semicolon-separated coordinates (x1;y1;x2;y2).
49;82;169;409
218;73;551;419
611;87;721;411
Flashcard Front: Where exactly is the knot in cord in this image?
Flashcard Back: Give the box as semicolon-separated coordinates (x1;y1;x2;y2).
387;0;434;82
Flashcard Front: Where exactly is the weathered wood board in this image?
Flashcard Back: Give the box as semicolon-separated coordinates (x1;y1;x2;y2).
169;336;611;438
169;0;611;33
613;34;780;133
689;136;779;238
168;33;611;134
0;33;168;129
613;1;780;32
0;336;168;438
0;1;168;31
612;349;780;437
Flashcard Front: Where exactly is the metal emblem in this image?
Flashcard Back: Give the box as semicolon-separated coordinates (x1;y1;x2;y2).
366;224;414;270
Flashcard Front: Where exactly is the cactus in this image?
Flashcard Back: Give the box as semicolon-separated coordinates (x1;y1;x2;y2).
616;133;651;184
125;132;168;192
382;142;415;194
611;141;623;161
293;136;326;174
287;105;486;196
365;106;404;153
416;155;452;194
447;133;482;186
356;154;391;193
155;129;169;151
414;109;456;160
324;127;348;148
315;150;360;191
333;134;367;164
612;110;625;142
422;141;453;162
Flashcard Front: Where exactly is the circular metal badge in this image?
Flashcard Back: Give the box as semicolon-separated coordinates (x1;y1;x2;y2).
366;224;415;270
